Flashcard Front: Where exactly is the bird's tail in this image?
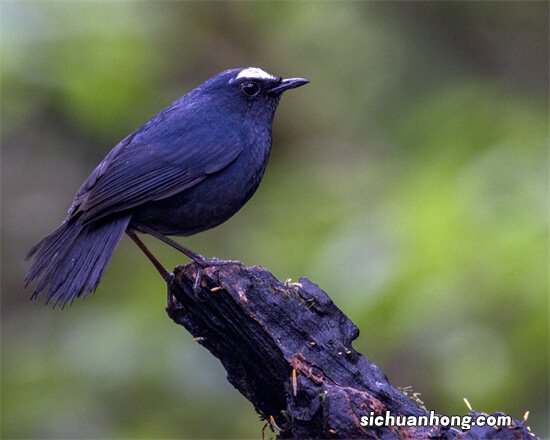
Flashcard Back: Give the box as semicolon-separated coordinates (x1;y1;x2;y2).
25;215;131;307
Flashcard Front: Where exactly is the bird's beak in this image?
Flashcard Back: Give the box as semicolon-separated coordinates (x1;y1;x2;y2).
268;77;309;94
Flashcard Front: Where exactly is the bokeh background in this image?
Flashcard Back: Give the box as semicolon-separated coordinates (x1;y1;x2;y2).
2;2;548;438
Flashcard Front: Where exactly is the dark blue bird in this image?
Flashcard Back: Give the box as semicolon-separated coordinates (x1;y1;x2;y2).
26;67;308;307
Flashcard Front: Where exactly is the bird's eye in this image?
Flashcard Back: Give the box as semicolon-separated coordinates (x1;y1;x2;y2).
241;81;261;97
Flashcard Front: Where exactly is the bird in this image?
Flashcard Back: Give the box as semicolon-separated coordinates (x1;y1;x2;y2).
25;67;309;307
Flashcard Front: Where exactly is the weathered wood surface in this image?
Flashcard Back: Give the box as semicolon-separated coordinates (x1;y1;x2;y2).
166;262;536;439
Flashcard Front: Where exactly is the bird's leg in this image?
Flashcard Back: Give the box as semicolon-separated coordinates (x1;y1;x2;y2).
136;224;240;265
126;230;179;308
126;230;171;281
135;224;241;293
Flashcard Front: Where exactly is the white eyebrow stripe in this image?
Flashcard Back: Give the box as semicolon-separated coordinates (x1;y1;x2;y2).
236;67;276;81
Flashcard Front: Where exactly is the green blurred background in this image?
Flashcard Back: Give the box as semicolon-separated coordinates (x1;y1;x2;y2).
1;1;548;438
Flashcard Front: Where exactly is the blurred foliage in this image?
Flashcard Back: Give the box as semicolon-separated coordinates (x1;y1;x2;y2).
1;1;548;439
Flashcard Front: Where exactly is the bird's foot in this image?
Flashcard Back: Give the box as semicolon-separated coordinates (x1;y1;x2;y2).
165;273;186;311
132;226;242;290
191;257;242;293
194;256;242;267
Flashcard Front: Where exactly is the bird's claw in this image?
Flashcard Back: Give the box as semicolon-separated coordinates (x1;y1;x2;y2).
191;257;241;293
194;257;242;267
166;271;175;284
193;266;203;293
166;274;185;311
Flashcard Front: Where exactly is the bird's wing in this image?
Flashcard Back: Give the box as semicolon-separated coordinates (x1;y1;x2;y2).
77;136;243;224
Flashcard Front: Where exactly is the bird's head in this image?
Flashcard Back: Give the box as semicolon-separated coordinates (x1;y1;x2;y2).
228;67;309;97
189;67;309;121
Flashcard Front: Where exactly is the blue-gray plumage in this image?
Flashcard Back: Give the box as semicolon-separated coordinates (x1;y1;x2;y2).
26;67;308;306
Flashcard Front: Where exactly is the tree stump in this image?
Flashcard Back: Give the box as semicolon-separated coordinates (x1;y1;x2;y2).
166;262;537;439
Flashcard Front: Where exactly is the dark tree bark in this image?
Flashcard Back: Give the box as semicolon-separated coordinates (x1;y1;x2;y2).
166;262;537;439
